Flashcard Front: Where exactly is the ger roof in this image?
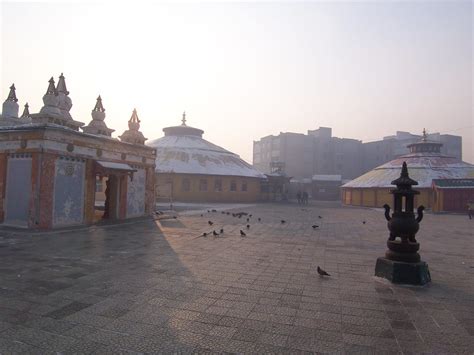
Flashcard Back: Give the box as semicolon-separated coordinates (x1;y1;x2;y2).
147;126;266;179
342;153;474;189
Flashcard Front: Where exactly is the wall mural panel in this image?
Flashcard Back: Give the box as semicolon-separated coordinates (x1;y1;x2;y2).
53;157;85;226
127;168;146;217
4;154;32;227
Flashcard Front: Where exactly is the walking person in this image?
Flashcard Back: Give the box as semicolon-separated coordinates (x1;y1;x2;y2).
468;201;474;220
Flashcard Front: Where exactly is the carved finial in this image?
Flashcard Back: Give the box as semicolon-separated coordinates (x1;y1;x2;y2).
181;111;187;126
6;84;18;102
93;95;105;112
129;108;140;124
46;77;57;95
401;161;408;177
57;73;69;95
422;128;427;142
21;103;30;118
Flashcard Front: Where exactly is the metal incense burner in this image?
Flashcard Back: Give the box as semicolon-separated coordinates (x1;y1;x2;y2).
375;162;431;285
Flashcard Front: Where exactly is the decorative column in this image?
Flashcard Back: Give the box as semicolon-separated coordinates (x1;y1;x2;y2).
375;162;431;285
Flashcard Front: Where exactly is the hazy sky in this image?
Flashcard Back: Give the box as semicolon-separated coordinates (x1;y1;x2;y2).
1;1;472;163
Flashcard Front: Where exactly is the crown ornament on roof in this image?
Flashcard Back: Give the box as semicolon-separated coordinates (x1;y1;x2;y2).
56;73;69;95
6;84;18;102
119;108;147;145
181;111;187;126
93;95;105;113
21;103;30;118
45;77;58;95
82;95;114;136
422;128;428;142
2;83;20;118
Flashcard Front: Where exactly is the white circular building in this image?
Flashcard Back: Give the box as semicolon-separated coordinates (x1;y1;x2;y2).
147;114;266;202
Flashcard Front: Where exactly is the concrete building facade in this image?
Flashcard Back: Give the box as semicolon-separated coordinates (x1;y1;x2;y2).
253;128;462;184
253;127;364;181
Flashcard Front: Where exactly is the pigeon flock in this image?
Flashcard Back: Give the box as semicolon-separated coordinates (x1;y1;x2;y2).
161;206;371;278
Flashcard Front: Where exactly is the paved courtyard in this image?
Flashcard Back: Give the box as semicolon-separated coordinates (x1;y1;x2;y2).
0;203;473;354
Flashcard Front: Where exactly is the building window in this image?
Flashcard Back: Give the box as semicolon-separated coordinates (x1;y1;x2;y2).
214;179;222;192
199;179;208;192
241;182;248;192
95;177;103;192
230;180;237;192
182;178;190;192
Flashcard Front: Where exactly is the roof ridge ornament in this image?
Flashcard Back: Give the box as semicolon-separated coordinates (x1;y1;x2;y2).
181;111;187;126
46;77;58;95
6;84;18;102
93;95;105;112
119;108;147;145
21;103;30;118
129;108;140;125
422;128;427;142
56;73;69;95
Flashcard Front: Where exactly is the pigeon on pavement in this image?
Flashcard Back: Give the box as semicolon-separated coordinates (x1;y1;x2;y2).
317;266;330;276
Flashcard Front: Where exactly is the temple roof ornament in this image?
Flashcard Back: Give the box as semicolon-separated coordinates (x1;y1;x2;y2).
407;129;442;154
2;84;20;119
56;73;69;95
181;111;187;126
35;75;84;130
422;128;428;142
6;84;18;102
56;73;73;120
93;95;105;112
82;95;114;137
45;77;57;95
119;108;147;145
21;103;30;119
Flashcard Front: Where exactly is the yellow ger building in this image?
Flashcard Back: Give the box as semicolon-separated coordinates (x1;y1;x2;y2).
341;131;474;210
148;114;266;203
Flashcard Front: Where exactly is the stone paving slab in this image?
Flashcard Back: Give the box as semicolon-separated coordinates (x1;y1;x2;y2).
0;203;473;354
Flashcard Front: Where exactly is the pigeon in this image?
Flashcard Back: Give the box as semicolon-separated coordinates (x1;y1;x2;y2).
312;225;319;229
258;218;261;222
212;209;217;213
281;220;286;224
226;212;230;215
220;228;224;234
208;221;214;226
249;214;252;218
318;216;322;219
200;214;203;217
207;210;210;213
246;218;250;222
246;224;250;229
213;230;219;236
362;221;366;224
202;232;208;237
172;216;177;219
240;230;246;237
317;266;330;276
221;211;225;214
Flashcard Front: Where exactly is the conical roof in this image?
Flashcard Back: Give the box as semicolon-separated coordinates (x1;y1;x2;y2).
148;117;265;178
343;143;474;189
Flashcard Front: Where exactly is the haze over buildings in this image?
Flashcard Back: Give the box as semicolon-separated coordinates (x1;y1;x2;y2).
1;1;472;164
253;128;463;180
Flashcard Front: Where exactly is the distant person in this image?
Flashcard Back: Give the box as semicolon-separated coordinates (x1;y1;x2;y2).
296;191;302;204
302;191;309;205
468;201;474;220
